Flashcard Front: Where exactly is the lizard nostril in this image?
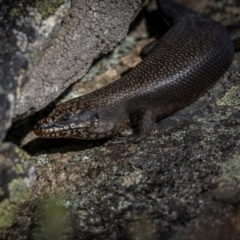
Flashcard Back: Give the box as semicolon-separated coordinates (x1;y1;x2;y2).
33;122;45;136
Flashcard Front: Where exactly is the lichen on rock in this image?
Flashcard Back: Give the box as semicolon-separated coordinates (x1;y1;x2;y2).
0;143;36;230
217;84;240;106
35;0;65;19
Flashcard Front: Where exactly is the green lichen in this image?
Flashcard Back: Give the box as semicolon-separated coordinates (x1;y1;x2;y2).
9;178;30;204
29;52;36;60
0;179;30;230
217;154;240;181
216;84;240;106
19;68;26;75
35;0;64;19
12;163;25;175
0;199;17;230
9;8;21;18
14;147;30;162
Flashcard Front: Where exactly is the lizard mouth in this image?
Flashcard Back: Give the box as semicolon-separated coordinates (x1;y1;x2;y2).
33;124;60;138
33;119;56;137
33;122;47;137
33;119;73;138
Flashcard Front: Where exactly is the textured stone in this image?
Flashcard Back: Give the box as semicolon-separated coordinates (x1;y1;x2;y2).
0;0;148;147
1;0;240;239
14;0;149;118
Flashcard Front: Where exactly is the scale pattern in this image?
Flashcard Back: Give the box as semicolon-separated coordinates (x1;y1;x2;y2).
34;0;235;143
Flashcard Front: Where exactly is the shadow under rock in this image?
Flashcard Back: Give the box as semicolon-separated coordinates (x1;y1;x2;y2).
6;102;108;155
22;137;107;156
6;101;57;146
129;1;169;38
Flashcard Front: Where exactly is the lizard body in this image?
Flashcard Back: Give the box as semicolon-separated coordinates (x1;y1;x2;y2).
34;0;239;143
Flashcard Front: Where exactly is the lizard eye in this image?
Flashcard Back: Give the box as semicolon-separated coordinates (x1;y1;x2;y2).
57;113;72;125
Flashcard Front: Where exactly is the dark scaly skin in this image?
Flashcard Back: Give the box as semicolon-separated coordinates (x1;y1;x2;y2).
34;0;237;143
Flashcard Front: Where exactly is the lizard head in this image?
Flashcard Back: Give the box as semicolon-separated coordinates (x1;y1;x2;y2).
33;101;101;139
33;99;128;140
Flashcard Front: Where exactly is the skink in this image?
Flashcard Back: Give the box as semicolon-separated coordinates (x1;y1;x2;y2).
34;0;240;143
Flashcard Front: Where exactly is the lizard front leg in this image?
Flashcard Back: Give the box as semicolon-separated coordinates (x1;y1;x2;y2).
113;108;155;144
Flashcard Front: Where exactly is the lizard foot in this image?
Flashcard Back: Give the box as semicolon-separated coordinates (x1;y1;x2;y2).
111;133;147;144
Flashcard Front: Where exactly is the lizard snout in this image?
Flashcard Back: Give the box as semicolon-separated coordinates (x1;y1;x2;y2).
33;120;48;137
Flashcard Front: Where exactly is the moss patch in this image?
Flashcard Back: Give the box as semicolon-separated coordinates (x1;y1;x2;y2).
34;193;73;239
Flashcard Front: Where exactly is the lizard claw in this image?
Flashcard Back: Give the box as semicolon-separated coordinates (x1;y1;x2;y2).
111;134;129;144
110;133;147;144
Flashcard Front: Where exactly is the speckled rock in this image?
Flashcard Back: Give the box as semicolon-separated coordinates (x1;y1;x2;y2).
14;0;149;118
1;0;240;239
0;0;71;145
0;0;148;147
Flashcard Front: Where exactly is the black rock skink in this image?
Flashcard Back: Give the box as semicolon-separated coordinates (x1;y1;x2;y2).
34;0;240;143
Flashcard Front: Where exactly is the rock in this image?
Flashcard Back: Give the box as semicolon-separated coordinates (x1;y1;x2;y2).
1;0;240;239
0;142;36;230
0;0;148;146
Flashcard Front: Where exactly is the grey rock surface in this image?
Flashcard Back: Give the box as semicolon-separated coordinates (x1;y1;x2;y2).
1;0;240;239
14;0;149;118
